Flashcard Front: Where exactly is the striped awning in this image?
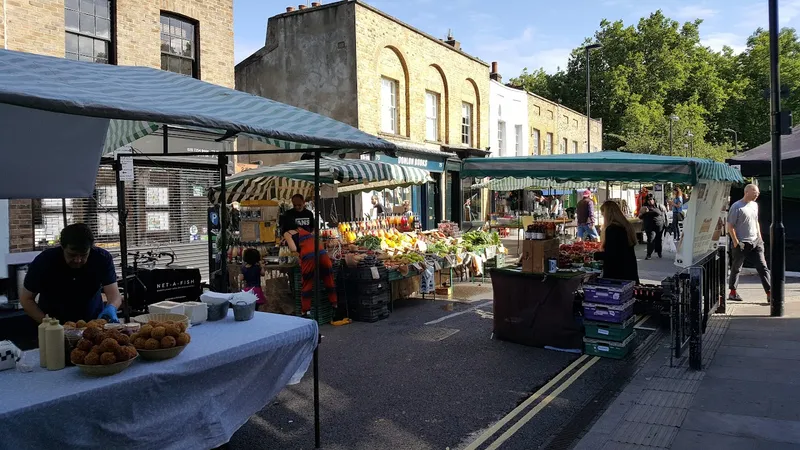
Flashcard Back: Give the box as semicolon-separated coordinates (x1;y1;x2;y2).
470;177;591;191
0;49;396;198
209;157;432;203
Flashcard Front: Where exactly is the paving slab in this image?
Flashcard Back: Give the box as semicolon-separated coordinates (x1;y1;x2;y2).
671;429;756;450
681;409;800;445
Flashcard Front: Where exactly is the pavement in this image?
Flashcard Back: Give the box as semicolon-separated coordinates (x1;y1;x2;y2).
573;276;800;450
225;243;793;450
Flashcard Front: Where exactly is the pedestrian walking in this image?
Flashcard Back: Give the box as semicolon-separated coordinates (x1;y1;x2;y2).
576;190;599;241
727;184;771;303
638;194;667;259
671;187;684;240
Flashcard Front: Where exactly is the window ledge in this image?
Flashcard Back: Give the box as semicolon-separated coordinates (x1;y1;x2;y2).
378;132;408;140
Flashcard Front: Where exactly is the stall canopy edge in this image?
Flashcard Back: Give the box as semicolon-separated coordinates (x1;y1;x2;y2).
461;151;744;185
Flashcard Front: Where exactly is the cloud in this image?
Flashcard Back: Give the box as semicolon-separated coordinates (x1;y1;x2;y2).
675;5;717;20
473;26;573;76
701;32;747;53
738;0;800;28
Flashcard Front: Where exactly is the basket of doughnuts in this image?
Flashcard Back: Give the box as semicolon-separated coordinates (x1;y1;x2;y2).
130;319;191;361
71;325;139;376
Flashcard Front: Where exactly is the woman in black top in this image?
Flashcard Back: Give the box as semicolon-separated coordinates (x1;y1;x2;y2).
594;201;639;283
638;194;667;260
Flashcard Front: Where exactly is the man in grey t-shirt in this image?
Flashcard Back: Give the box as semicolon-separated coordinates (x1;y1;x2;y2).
727;184;770;302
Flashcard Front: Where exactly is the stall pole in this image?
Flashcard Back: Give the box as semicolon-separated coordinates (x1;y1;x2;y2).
61;199;68;227
162;125;169;154
218;154;228;293
114;154;131;323
313;150;322;448
768;0;785;316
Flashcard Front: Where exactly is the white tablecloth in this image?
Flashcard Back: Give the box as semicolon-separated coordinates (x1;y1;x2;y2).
0;311;318;450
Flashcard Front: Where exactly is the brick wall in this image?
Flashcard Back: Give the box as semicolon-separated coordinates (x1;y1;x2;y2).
117;0;234;88
528;93;602;155
354;2;489;150
2;0;233;252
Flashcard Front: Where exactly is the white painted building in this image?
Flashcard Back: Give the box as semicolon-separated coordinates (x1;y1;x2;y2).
489;79;529;157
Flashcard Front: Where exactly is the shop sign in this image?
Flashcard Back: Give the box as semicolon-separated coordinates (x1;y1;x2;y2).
675;180;731;267
374;154;444;172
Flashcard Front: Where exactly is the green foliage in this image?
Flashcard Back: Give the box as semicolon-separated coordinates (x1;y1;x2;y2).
512;10;800;161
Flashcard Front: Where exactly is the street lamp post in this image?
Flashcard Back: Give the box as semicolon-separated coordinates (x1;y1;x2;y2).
583;43;602;153
668;115;679;156
768;0;784;316
686;131;694;158
723;128;738;153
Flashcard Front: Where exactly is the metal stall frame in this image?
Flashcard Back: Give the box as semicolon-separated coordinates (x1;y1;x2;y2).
115;146;345;450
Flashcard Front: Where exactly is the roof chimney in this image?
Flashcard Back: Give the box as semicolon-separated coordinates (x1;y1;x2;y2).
490;61;502;83
311;1;321;6
444;29;460;50
286;6;295;12
298;4;307;9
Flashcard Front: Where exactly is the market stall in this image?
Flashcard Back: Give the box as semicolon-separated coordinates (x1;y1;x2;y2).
463;151;744;355
0;49;399;449
0;312;317;449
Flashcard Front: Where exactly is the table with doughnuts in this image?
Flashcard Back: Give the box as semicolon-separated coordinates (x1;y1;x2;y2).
0;307;319;450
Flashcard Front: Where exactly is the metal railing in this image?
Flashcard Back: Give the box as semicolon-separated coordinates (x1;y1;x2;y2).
667;245;727;370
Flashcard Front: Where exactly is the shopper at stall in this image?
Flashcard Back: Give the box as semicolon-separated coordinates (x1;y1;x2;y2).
402;200;413;216
595;201;639;283
576;190;599;241
239;248;266;308
371;195;385;218
727;184;771;302
280;194;315;234
638;194;667;259
284;222;338;315
550;195;562;219
671;188;684;240
20;223;122;324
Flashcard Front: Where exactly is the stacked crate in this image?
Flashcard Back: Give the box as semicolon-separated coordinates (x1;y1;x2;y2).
582;278;637;359
343;255;390;323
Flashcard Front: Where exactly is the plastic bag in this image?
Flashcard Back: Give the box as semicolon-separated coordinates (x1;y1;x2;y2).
663;233;677;254
230;290;258;306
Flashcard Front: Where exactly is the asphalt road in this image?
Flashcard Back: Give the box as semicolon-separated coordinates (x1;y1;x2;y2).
227;294;660;450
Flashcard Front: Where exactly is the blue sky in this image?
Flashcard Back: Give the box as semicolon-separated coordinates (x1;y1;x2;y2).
234;0;800;77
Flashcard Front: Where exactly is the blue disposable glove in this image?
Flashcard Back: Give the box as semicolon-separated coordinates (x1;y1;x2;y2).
98;304;119;323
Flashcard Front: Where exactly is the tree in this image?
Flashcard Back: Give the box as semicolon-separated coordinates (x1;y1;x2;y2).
511;10;800;160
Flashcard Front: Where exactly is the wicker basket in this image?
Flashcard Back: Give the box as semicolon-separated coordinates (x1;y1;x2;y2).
132;313;190;328
136;345;187;361
76;355;137;376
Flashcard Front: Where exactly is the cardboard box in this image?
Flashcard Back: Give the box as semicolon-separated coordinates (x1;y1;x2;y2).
521;239;559;273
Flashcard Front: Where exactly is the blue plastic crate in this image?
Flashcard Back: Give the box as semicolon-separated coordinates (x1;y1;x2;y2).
584;278;635;305
583;298;636;324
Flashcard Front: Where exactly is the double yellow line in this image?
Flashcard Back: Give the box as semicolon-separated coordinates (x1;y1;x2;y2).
463;354;600;450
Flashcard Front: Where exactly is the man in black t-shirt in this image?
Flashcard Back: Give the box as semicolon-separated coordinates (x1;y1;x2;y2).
280;193;315;235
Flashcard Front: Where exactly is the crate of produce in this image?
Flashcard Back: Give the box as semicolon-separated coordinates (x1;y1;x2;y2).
584;332;637;359
584;315;636;342
583;278;635;305
353;304;390;323
583;298;635;323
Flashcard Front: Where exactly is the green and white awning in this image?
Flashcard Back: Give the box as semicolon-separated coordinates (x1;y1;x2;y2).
0;49;396;199
470;177;590;191
462;151;744;185
209;157;432;203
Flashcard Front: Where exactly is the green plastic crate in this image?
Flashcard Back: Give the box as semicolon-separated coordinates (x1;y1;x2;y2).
584;332;636;359
584;316;636;342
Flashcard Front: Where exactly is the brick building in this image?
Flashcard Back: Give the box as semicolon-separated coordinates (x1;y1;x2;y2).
527;93;602;156
0;0;234;275
236;0;490;227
